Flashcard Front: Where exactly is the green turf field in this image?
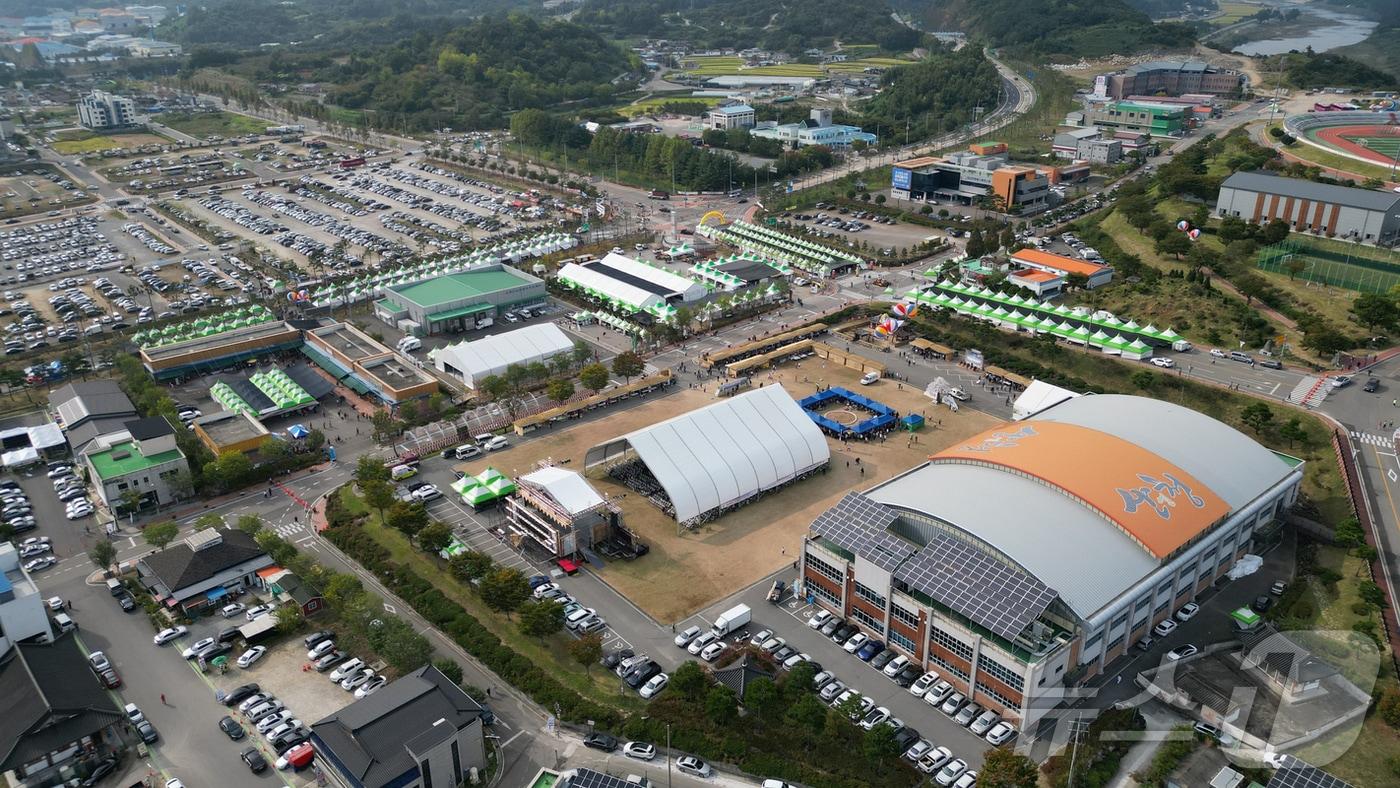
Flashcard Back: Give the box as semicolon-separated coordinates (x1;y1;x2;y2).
1257;237;1400;294
1343;134;1400;161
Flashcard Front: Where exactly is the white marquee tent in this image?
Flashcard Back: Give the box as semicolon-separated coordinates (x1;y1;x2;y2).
429;323;575;388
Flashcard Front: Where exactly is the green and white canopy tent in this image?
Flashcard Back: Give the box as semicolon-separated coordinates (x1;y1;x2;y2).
478;467;517;498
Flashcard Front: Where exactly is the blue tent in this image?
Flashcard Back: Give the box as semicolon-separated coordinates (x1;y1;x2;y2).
287;424;310;439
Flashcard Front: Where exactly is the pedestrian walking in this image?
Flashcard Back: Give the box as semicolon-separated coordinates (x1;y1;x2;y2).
160;694;167;705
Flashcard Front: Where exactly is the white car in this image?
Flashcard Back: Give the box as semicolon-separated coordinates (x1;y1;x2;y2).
23;556;55;572
1150;357;1175;368
330;658;365;682
355;675;388;698
308;639;337;660
1209;348;1226;358
236;646;267;668
917;746;953;775
808;609;833;630
673;625;702;647
882;655;910;678
153;626;188;645
124;702;144;723
858;706;890;730
531;583;559;600
411;484;441;502
245;604;273;621
782;652;809;670
639;672;669;699
482;435;509;451
687;631;719;656
935;758;968;786
1153;619;1178;637
1175;602;1200;622
220;602;246;618
256;711;294;734
843;633;869;654
700;641;727;662
341;669;375;691
909;671;940;697
860;371;880;385
970;709;1001;736
623;741;656;761
904;739;933;762
985;721;1017;746
65;503;93;519
564;608;597;630
675;756;711;778
88;651;111;671
953;772;978;788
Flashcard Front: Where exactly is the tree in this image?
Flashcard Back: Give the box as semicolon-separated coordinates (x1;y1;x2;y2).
479;567;530;618
385;500;428;537
1240;402;1274;434
117;488;144;516
1279;417;1308;448
1354;293;1399;329
1334;517;1365;549
322;573;364;611
568;633;604;675
275;603;304;633
433;658;464;684
612;351;644;382
193;513;224;531
786;693;829;736
580;362;609;392
166;469;195;501
704;684;737;726
356;455;390;484
862;723;900;762
978;748;1040;787
88;540;117;571
1303;327;1351;356
671;660;709;700
1130;370;1156;390
417;521;453;554
1262;218;1291;245
306;429;328;452
371;411;400;443
744;677;783;721
1065;272;1089;291
546;378;574;404
236;514;264;535
143;521;180;550
518;599;566;642
449;550;495;586
1156;232;1191;260
361;479;396;522
368;617;434;673
572;340;594;366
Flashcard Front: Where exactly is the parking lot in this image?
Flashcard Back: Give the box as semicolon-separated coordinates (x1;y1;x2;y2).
782;206;946;257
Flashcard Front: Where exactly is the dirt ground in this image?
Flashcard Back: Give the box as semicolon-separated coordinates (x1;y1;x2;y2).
206;637;357;728
457;361;1002;622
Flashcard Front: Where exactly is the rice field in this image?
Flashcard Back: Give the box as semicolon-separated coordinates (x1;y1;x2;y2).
1211;1;1261;26
618;95;723;118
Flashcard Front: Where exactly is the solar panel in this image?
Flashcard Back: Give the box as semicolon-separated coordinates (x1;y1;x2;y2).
565;767;637;788
810;493;915;572
896;531;1058;641
1266;756;1354;788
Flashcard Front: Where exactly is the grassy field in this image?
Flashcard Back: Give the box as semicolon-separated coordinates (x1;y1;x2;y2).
1209;0;1261;26
156;111;270;138
1262;120;1400;182
51;131;171;155
678;55;744;76
678;55;910;79
337;487;647;713
619;95;723;118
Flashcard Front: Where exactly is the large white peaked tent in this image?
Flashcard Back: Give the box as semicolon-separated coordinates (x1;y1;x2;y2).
429;323;574;387
584;385;829;523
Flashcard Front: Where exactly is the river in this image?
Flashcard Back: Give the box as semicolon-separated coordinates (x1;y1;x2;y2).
1235;6;1378;56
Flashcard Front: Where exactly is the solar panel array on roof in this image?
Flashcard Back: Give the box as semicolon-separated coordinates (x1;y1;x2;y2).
897;531;1058;641
216;376;275;413
810;492;917;572
563;768;638;788
1266;756;1353;788
284;362;335;400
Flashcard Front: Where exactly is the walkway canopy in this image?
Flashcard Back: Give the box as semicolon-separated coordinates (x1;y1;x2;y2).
584;385;829;523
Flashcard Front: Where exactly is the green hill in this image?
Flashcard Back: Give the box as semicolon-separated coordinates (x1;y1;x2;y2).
892;0;1196;57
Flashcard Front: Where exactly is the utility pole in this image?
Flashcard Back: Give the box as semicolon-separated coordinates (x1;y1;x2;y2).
1065;716;1089;788
666;722;673;788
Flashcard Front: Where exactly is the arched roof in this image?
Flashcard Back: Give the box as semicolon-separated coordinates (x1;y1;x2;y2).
585;386;829;523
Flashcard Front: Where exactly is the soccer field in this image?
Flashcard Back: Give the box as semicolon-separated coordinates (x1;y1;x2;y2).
1344;134;1400;161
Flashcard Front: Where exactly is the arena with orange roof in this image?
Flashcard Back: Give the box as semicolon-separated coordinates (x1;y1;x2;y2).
798;394;1304;728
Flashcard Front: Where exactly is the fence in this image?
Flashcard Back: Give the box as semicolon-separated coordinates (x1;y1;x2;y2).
1257;238;1400;294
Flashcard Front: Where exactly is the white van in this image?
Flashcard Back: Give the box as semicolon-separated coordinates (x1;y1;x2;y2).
396;336;421;353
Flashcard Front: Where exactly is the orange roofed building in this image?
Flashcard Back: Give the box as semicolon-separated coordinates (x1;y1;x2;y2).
1011;247;1115;289
798;394;1302;730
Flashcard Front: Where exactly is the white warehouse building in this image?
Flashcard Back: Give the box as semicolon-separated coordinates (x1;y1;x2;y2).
556;253;707;314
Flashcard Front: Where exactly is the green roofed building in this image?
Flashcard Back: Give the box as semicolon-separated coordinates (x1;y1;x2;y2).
1086;101;1186;138
81;416;190;515
372;264;547;336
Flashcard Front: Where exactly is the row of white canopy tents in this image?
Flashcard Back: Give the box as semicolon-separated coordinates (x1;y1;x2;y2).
286;230;578;309
705;220;861;277
908;282;1175;360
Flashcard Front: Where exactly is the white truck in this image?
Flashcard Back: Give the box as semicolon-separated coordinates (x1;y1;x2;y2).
711;604;751;637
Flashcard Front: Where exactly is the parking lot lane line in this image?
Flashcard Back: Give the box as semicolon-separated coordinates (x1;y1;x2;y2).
502;730;525;747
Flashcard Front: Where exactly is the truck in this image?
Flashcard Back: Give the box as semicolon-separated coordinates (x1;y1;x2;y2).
711;604;751;636
767;580;786;604
647;190;669;200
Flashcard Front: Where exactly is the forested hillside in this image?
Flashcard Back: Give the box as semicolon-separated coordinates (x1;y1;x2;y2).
156;0;530;48
861;46;1003;142
893;0;1196;57
293;15;638;131
1123;0;1216;19
575;0;922;52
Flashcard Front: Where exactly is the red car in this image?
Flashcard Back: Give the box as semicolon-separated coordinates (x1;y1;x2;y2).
95;665;121;688
556;558;580;575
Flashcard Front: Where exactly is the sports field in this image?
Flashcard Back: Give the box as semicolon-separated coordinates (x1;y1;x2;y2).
1310;123;1400;167
1257;237;1400;294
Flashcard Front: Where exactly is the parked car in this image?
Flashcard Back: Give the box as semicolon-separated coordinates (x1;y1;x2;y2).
583;732;618;752
236;646;267;668
1166;644;1199;661
241;747;268;773
639;673;669;699
1175;602;1200;622
673;625;702;647
675;756;712;778
808;609;833;630
623;741;656;761
985;721;1017;745
220;602;246;618
1152;619;1178;637
910;671;940;697
219;716;246;740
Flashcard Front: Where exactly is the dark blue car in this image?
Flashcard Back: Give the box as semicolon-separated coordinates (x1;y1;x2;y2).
856;640;885;661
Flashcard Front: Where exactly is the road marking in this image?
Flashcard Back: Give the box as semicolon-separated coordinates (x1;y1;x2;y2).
383;603;396;614
1372;445;1400;541
502;730;524;747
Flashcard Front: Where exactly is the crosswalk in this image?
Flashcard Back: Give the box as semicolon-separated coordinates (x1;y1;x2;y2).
1351;431;1395;449
272;520;305;539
